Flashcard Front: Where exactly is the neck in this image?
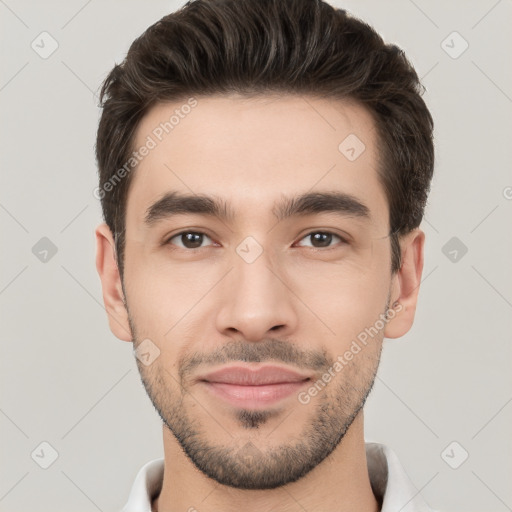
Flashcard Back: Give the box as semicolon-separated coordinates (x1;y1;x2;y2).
153;411;379;512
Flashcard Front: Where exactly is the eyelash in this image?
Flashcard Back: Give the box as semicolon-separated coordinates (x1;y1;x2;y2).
164;230;348;250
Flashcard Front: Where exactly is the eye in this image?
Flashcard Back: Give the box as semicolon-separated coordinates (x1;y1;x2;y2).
295;231;346;248
167;231;214;249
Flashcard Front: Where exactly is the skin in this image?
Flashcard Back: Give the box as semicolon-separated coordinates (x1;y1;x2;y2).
95;94;424;512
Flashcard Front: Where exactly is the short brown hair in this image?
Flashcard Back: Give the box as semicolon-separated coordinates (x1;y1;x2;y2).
96;0;434;279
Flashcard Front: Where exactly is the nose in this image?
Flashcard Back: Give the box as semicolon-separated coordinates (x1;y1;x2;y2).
215;246;298;342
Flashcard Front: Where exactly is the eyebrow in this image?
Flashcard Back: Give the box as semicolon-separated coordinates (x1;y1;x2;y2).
144;190;371;227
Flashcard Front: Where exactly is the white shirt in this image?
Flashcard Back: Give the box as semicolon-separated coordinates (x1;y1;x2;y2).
121;442;437;512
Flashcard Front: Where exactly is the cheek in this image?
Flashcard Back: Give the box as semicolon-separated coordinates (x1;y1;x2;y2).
286;254;390;343
124;255;223;337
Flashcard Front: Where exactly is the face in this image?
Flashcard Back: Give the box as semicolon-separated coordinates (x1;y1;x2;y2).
120;94;400;489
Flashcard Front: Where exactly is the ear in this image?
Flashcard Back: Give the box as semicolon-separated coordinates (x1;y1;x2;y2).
384;228;425;339
95;223;133;342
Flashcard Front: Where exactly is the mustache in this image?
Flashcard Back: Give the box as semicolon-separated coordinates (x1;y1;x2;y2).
178;338;331;382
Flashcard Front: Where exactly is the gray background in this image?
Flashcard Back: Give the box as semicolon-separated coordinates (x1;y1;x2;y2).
1;0;511;511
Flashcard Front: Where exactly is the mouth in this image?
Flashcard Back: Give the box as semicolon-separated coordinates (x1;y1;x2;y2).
197;364;312;409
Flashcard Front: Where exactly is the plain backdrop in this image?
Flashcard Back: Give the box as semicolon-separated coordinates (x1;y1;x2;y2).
1;1;511;511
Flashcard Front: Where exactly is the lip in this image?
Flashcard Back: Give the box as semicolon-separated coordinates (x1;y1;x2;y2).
199;364;311;385
197;364;311;409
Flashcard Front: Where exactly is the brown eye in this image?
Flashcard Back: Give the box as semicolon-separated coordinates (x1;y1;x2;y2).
168;231;212;249
296;231;345;248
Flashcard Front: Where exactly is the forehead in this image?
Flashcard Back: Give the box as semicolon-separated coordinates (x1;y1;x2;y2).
125;94;387;230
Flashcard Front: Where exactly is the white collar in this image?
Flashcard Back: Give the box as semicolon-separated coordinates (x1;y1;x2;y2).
121;442;437;512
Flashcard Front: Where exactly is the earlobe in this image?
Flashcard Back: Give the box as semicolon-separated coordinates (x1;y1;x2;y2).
95;223;133;342
384;229;425;339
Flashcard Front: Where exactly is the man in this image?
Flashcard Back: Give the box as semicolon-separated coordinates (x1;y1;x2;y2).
94;0;436;510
